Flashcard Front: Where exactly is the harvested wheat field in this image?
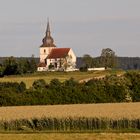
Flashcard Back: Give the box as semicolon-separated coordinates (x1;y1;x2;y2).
0;103;140;121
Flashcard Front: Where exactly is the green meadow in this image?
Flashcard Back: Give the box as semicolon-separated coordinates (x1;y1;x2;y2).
0;70;124;88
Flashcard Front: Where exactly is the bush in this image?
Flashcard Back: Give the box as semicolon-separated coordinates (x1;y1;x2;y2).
32;79;46;89
79;66;88;72
0;72;140;106
124;71;140;101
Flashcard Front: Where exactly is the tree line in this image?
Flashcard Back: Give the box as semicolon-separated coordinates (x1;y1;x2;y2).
0;56;37;77
0;71;139;106
78;48;140;70
81;48;117;71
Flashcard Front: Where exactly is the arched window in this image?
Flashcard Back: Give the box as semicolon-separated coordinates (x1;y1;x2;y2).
44;49;46;53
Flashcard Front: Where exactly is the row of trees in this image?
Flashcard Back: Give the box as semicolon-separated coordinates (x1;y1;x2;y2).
117;57;140;70
82;48;117;69
0;56;37;76
0;71;139;106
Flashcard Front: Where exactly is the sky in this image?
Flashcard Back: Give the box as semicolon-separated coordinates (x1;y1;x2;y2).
0;0;140;57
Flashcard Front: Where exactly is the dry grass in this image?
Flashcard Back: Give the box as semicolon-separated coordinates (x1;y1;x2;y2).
0;133;140;140
0;102;140;121
0;70;124;88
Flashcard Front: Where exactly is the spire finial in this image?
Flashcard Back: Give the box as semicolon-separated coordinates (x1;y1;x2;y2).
46;18;50;34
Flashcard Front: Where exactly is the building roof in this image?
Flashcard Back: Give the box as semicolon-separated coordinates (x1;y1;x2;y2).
47;48;70;59
37;62;47;67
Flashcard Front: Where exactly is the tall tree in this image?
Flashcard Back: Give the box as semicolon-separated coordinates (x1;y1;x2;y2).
100;48;117;69
29;56;37;73
3;57;18;75
17;58;30;74
82;54;93;68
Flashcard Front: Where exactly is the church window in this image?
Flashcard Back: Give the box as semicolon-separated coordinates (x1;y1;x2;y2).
44;49;46;53
45;59;47;64
55;62;57;68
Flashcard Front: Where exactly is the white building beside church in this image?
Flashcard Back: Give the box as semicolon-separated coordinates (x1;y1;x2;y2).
37;21;76;71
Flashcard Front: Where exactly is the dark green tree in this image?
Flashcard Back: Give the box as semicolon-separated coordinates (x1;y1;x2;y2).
50;79;61;88
3;57;18;75
29;55;37;73
124;71;140;101
19;81;26;92
82;54;94;68
63;78;78;87
0;64;4;77
17;58;30;74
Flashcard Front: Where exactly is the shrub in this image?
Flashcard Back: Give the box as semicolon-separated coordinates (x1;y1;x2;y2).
79;66;88;72
32;79;46;89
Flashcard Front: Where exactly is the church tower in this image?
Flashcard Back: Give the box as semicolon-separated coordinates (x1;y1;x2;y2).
39;20;56;63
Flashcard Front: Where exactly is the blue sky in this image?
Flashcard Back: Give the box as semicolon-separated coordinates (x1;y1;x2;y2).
0;0;140;57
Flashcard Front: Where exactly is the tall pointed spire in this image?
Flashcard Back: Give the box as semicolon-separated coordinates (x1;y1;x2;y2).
46;18;51;36
40;19;56;48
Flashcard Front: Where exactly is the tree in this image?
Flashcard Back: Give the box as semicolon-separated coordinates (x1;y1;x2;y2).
3;57;18;75
17;58;30;74
0;64;4;77
29;55;37;73
100;48;116;69
104;74;132;102
64;78;78;87
50;79;61;87
60;55;75;71
19;81;26;92
82;54;93;68
124;71;140;101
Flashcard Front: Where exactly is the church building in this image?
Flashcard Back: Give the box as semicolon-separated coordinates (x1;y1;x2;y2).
37;21;76;71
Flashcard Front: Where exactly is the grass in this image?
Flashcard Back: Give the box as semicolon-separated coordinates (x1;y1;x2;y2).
0;133;140;140
0;70;124;88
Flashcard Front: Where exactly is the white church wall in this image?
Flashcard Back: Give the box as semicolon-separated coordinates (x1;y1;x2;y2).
88;67;105;71
37;67;48;71
40;47;55;63
68;49;77;68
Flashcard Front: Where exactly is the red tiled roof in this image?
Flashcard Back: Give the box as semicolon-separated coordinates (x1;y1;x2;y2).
37;62;47;67
47;48;70;59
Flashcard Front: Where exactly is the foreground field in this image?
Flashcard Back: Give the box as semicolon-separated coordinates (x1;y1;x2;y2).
0;133;140;140
0;70;124;88
0;103;140;132
0;103;140;121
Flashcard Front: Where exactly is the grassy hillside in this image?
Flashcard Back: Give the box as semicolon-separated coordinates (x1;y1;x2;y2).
0;70;124;88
